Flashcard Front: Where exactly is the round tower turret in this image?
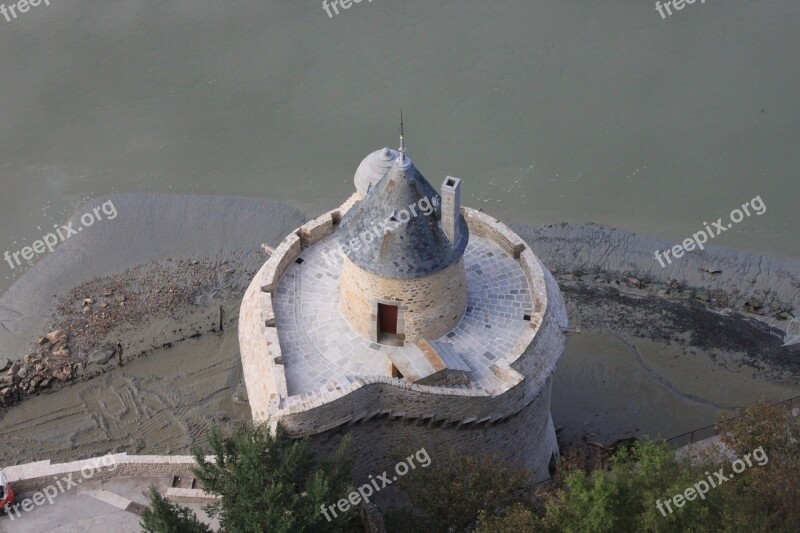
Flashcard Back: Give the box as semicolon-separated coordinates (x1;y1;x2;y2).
339;150;469;345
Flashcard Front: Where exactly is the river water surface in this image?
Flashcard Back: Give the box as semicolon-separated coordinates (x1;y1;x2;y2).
0;2;798;464
1;0;798;293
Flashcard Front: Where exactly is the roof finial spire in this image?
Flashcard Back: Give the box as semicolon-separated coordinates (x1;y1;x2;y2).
399;109;405;154
396;110;412;170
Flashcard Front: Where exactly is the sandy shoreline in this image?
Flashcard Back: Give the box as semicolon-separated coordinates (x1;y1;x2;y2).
0;193;307;360
0;193;797;464
516;222;799;445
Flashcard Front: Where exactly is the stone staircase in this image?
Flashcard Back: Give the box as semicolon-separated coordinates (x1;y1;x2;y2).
78;482;146;515
165;474;217;504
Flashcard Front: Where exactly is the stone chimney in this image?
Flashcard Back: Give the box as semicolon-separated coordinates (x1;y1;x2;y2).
440;176;462;245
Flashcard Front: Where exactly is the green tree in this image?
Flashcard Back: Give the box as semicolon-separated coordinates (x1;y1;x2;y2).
140;487;212;533
715;399;800;531
543;440;723;532
192;424;356;533
389;446;533;532
476;503;544;532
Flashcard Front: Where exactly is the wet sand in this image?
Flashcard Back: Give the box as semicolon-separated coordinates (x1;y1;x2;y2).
552;324;798;447
0;193;307;362
0;194;798;463
0;329;250;466
529;223;800;445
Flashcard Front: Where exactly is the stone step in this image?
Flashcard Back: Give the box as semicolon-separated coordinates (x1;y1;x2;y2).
171;475;197;489
166;487;219;504
78;487;132;511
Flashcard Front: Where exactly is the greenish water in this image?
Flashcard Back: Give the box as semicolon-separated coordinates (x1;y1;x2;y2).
1;0;798;294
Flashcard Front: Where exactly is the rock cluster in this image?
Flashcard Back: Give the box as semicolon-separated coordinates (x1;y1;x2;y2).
0;329;80;406
0;258;251;410
55;261;208;356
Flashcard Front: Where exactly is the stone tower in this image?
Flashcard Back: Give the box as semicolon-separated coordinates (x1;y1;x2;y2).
338;149;469;345
239;133;569;489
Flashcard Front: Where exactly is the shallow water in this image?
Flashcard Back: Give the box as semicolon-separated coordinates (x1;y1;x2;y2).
552;332;799;446
1;1;799;295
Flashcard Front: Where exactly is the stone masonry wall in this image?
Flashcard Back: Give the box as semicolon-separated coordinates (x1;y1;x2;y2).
339;256;468;343
463;208;527;259
306;375;558;489
511;267;568;399
276;371;525;435
240;201;566;433
4;454;211;495
240;200;361;420
240;269;286;421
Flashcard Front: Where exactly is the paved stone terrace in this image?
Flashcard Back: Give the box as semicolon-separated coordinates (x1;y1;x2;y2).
273;233;534;396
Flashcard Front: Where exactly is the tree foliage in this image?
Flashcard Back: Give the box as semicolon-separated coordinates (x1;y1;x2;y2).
540;441;717;532
478;403;800;533
192;424;356;533
138;401;799;532
716;399;800;529
140;487;212;533
476;503;543;532
139;424;356;533
387;446;532;532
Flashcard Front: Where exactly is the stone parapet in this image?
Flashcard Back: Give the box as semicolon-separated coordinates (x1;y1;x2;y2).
240;270;287;419
299;212;335;247
513;267;567;396
240;200;363;416
274;374;520;435
3;454;214;496
462;208;527;258
239;200;566;441
260;232;301;294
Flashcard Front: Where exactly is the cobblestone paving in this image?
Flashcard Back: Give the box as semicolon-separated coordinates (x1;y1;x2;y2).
273;233;534;396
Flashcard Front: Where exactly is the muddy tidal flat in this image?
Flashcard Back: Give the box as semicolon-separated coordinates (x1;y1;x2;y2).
0;194;797;465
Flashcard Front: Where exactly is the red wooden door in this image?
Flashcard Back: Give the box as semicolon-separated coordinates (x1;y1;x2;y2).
378;303;398;335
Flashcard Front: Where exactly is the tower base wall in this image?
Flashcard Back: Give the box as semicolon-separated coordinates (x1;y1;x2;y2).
306;376;557;511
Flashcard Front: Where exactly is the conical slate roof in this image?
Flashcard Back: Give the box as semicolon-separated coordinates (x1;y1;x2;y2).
339;153;469;279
